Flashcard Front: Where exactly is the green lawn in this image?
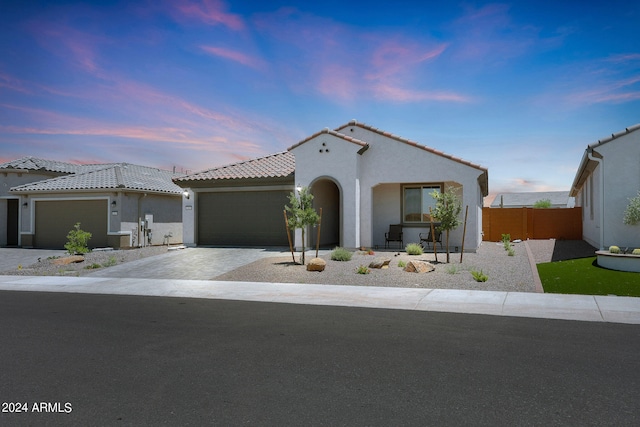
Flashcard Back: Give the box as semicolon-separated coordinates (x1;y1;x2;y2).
538;257;640;297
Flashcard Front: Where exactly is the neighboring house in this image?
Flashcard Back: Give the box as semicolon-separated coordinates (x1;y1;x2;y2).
490;191;574;208
176;120;489;251
1;157;184;249
569;123;640;249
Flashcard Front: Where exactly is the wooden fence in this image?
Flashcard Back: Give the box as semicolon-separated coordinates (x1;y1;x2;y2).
482;207;582;241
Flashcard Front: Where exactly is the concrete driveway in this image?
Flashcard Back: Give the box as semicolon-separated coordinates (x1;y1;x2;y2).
0;248;67;272
85;247;302;280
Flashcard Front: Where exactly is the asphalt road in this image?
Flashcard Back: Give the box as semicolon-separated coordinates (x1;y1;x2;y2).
1;290;638;426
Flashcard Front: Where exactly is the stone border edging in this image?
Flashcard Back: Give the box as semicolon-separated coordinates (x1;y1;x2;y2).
524;240;544;293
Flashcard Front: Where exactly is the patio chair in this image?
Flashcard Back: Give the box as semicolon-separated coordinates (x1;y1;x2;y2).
419;228;442;250
384;224;403;249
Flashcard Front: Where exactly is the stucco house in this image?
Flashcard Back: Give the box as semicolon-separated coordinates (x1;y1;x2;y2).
569;123;640;249
1;157;184;249
176;120;489;251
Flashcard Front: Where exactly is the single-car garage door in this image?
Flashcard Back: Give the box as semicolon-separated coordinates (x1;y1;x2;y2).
198;191;289;246
35;200;108;249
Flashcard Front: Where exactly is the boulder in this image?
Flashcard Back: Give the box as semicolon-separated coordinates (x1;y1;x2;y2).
403;260;434;273
307;258;326;272
52;255;85;265
369;258;391;269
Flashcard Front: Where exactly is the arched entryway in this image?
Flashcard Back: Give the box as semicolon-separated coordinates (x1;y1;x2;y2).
310;178;340;248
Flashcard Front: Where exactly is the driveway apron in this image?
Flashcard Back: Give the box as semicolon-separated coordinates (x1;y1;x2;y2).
85;247;290;280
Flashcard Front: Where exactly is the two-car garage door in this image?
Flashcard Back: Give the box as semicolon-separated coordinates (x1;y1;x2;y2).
197;190;289;246
35;200;108;249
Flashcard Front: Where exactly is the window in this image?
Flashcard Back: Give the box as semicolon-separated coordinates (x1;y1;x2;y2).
403;184;442;223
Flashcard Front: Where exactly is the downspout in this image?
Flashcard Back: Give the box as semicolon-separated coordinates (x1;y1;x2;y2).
587;148;604;250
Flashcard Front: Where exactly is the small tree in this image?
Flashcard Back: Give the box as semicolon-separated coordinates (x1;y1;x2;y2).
623;191;640;225
533;198;552;208
285;186;320;265
431;187;462;263
65;222;92;255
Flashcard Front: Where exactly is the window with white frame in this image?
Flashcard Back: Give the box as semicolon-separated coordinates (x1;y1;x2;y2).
402;184;442;223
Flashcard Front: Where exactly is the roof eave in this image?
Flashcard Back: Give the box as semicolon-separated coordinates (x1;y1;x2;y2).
10;187;183;196
569;148;602;197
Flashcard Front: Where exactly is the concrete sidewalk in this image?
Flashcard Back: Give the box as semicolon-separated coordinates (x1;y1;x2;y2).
0;275;638;324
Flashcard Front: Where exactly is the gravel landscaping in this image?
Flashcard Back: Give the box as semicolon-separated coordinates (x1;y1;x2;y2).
0;246;169;277
1;240;598;293
214;241;540;292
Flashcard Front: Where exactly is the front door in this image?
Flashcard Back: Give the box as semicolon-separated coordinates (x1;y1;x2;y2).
6;199;19;246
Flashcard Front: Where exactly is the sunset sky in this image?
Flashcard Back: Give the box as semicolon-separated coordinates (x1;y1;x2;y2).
1;0;638;196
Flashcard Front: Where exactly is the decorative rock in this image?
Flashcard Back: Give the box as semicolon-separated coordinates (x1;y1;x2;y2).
307;258;326;272
52;255;85;265
403;260;434;273
369;258;391;269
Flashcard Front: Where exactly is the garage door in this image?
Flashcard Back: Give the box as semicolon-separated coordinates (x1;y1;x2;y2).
198;191;289;246
35;200;108;249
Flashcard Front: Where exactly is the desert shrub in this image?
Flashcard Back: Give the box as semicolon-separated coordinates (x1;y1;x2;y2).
501;233;511;244
632;249;640;255
102;256;118;267
445;264;459;274
470;269;488;282
65;222;92;255
507;247;516;256
609;245;621;254
533;199;552;208
397;260;407;268
355;265;370;274
405;243;423;255
85;263;102;270
623;191;640;225
331;247;352;261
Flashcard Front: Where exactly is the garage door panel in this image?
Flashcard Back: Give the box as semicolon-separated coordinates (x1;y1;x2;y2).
35;200;108;249
198;191;289;246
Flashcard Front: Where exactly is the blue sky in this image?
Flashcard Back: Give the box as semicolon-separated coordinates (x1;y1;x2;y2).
1;0;638;198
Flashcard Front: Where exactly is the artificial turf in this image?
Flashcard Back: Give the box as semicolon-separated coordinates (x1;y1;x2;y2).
537;256;640;297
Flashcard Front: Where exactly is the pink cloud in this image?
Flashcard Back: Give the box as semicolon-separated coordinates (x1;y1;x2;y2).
254;8;468;104
564;75;640;105
367;42;448;81
0;72;32;94
171;0;244;31
607;53;640;63
372;84;472;103
449;3;542;65
200;45;265;69
29;21;105;75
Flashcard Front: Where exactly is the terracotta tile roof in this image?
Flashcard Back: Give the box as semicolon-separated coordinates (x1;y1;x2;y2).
334;119;488;172
287;128;369;152
10;163;184;195
174;151;295;182
0;156;104;174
